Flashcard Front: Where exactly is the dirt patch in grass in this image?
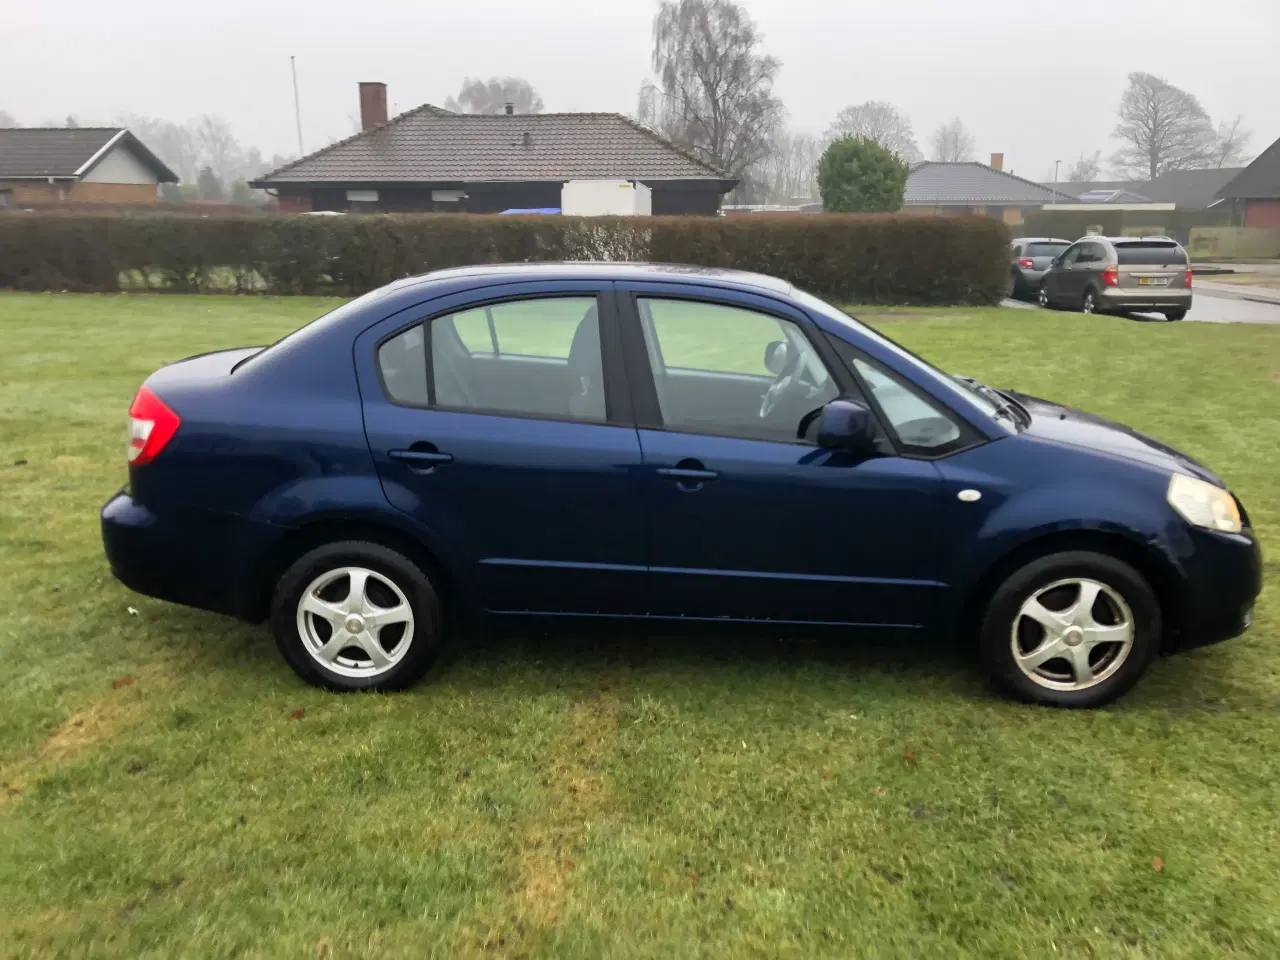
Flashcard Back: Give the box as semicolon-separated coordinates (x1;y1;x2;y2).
515;689;621;928
0;695;139;803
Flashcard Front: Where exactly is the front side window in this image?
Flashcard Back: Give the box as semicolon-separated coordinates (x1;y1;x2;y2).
852;356;968;455
377;296;606;421
638;298;838;443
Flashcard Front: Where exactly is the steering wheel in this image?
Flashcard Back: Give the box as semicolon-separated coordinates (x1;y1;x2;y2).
759;348;804;419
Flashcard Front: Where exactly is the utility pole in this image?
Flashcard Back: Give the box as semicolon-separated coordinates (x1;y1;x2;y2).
290;55;304;155
1054;159;1062;184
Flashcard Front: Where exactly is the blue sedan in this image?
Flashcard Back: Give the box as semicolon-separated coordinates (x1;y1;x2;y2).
102;264;1261;707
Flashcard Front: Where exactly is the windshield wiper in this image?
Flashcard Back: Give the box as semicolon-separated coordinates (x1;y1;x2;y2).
955;377;1024;428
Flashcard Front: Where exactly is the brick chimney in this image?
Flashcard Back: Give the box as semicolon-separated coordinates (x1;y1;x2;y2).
359;82;388;131
504;102;514;115
990;152;1004;171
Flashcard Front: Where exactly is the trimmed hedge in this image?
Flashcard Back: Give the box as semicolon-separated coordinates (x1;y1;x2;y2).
0;212;1010;304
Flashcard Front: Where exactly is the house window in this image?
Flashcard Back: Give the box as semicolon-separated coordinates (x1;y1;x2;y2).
346;189;379;203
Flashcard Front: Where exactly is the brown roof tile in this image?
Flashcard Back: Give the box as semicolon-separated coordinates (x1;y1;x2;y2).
254;106;729;185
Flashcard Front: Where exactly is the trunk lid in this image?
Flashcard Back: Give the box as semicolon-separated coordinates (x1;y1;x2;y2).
1114;240;1189;290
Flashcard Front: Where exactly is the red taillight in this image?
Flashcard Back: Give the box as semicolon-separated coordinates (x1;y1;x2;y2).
1102;265;1119;287
1017;258;1034;269
1185;267;1193;287
127;386;181;466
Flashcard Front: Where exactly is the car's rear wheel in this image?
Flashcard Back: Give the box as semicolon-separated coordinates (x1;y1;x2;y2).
1082;290;1098;314
978;550;1160;707
270;541;443;691
1007;271;1019;299
1164;309;1187;321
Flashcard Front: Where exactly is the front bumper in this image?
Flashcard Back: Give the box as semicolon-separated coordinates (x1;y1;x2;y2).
1099;288;1193;312
1164;525;1263;653
102;490;279;621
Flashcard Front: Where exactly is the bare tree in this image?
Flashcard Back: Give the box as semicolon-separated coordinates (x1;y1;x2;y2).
0;110;19;127
1064;151;1102;182
1110;72;1218;180
824;101;921;162
1211;115;1253;168
638;0;785;194
929;118;975;162
751;129;822;203
116;114;201;182
444;77;544;114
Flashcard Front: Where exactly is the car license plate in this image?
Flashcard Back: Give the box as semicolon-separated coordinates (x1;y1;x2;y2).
1139;277;1171;286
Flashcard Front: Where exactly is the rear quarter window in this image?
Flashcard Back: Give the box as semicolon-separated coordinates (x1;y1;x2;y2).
1026;242;1069;257
1115;243;1188;266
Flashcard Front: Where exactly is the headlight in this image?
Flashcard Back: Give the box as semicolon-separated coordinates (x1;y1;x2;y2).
1167;474;1241;534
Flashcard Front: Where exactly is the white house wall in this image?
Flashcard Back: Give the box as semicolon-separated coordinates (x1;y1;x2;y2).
81;144;160;185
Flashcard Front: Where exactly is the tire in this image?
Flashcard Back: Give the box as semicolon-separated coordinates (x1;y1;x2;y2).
1037;284;1052;309
1081;289;1098;315
270;540;444;692
978;550;1161;708
1007;271;1019;300
1164;309;1186;321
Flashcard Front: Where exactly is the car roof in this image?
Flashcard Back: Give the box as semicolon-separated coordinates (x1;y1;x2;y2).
415;261;795;295
1012;237;1071;243
1084;235;1182;244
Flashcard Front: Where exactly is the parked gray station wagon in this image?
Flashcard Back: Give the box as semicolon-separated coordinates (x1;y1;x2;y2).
1037;237;1192;321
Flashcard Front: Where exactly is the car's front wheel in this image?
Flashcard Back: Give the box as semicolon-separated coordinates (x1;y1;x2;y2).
978;550;1161;707
270;541;443;691
1037;284;1051;309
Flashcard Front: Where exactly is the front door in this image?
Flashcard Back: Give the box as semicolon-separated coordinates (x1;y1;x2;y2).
357;283;648;617
619;285;952;627
1047;242;1082;304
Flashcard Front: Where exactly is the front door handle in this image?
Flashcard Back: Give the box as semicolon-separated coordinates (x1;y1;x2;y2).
657;467;719;481
657;458;719;491
389;446;453;471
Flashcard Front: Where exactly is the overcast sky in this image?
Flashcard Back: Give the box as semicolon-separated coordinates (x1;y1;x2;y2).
5;0;1277;180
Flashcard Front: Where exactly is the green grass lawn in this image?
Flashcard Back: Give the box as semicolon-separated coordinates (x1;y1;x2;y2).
2;292;1279;958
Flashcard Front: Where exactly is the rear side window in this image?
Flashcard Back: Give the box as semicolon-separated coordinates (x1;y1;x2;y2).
1115;242;1188;266
1026;242;1069;257
377;296;606;422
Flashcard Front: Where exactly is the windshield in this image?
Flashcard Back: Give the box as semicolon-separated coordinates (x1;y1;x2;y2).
1026;242;1069;257
1115;242;1187;266
791;288;1005;422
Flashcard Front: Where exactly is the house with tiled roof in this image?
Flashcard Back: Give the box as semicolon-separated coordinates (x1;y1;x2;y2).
0;127;177;208
1217;134;1280;227
251;83;737;215
905;154;1077;225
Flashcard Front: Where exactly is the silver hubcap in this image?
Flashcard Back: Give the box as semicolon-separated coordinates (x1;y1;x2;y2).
1083;294;1094;313
1011;578;1134;692
296;566;414;678
1038;287;1048;307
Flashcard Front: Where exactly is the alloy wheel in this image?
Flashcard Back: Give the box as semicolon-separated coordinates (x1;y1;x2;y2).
1038;285;1049;308
1082;292;1096;314
295;566;415;678
1010;578;1134;692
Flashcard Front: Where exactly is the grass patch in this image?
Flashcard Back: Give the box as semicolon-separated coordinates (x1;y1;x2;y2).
1;292;1279;957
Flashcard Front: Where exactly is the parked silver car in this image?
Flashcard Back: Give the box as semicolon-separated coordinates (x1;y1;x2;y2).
1037;236;1192;321
1009;237;1071;299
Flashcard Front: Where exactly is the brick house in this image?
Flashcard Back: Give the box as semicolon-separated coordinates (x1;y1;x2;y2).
251;82;736;215
1217;134;1280;228
0;127;178;207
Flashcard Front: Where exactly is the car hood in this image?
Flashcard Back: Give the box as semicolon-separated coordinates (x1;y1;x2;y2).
1006;390;1224;487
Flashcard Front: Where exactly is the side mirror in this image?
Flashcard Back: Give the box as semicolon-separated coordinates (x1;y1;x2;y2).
815;398;879;456
763;340;790;376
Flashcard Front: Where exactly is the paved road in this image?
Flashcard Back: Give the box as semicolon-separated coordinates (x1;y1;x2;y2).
1004;284;1280;325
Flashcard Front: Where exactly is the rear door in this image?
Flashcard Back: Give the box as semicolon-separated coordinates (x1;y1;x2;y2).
355;281;649;617
1114;240;1189;291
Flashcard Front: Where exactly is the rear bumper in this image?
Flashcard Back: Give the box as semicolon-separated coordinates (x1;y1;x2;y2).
1012;268;1047;290
101;491;279;621
1099;288;1192;312
1164;526;1263;653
